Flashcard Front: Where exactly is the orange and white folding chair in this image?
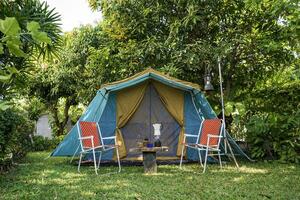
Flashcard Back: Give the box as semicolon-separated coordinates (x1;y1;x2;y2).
180;118;224;173
77;121;121;174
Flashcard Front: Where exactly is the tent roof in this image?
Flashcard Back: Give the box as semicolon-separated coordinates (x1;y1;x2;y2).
100;68;202;92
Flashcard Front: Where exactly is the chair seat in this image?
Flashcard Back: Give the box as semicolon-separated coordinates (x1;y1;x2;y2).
82;144;117;152
197;144;220;151
184;143;220;151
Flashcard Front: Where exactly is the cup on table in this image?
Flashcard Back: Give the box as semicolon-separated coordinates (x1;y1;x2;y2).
146;143;154;148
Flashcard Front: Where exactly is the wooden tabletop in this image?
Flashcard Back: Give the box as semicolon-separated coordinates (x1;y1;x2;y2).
129;146;169;153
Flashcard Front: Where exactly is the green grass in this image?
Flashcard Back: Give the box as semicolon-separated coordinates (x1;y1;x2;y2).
0;152;300;200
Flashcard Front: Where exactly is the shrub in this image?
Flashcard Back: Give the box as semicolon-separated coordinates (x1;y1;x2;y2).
246;110;300;163
32;135;64;151
0;108;34;170
32;136;53;151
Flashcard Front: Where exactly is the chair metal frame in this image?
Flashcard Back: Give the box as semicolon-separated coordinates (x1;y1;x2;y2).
180;119;224;173
77;121;121;174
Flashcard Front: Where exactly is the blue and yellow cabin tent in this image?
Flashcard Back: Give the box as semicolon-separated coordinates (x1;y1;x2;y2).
51;68;248;160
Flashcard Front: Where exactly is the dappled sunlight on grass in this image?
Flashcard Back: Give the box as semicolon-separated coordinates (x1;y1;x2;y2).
233;176;245;182
45;176;81;185
208;164;269;174
80;191;97;198
238;166;269;174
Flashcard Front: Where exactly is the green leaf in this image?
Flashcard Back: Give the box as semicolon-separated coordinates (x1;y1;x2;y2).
27;21;51;44
27;21;40;32
0;43;3;54
31;31;51;44
0;101;12;110
0;74;11;82
7;67;18;74
0;17;20;36
6;41;26;57
3;35;21;45
1;35;24;57
225;102;234;115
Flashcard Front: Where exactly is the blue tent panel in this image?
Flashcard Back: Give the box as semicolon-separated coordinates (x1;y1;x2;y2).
184;92;201;160
97;92;116;160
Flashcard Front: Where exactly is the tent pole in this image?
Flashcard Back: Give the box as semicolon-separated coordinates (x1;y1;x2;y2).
218;57;227;154
218;57;239;169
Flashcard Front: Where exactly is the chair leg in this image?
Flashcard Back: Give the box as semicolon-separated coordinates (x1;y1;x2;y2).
116;147;121;173
218;151;222;169
198;149;203;167
78;153;83;173
179;144;185;169
92;148;98;175
97;151;102;169
203;148;209;173
70;145;80;163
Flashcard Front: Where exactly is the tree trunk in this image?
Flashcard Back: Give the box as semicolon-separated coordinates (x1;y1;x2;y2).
50;98;72;136
51;104;62;136
62;98;72;128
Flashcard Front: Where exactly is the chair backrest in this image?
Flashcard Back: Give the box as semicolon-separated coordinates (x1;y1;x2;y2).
78;121;102;149
198;119;223;147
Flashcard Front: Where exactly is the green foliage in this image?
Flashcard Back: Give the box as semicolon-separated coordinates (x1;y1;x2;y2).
25;97;46;121
0;101;11;111
0;17;53;107
1;152;300;199
0;0;62;58
0;14;56;58
1;18;23;56
224;101;248;140
225;66;300;162
0;17;20;35
68;104;85;124
29;25;104;136
86;0;298;99
29;65;79;136
0;43;3;54
246;110;300;163
0;0;62;109
0;17;26;57
0;108;34;169
31;135;63;151
26;21;51;44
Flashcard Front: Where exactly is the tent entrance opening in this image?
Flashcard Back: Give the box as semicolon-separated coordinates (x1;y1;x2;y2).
121;83;180;159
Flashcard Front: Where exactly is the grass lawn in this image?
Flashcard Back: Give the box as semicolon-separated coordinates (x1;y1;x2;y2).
0;152;300;200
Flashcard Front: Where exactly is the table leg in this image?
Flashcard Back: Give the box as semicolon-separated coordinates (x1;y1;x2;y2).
142;152;157;173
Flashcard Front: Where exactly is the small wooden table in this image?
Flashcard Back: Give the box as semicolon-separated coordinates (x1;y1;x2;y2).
129;146;169;173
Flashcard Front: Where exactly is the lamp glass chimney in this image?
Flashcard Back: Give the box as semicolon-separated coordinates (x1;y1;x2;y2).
204;74;214;91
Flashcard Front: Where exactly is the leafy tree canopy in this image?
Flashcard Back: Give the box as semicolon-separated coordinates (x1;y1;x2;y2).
0;0;62;107
29;25;103;135
87;0;298;102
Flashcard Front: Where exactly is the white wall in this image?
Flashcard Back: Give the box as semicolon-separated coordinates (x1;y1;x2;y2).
36;114;52;138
